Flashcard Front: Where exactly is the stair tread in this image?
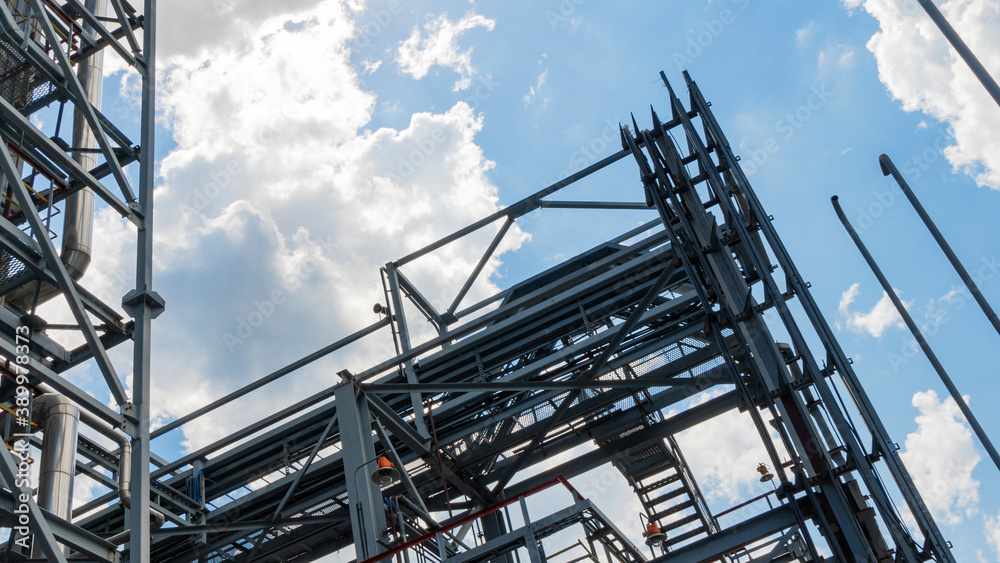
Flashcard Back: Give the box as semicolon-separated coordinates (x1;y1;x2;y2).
651;500;695;521
646;487;688;505
661;512;702;531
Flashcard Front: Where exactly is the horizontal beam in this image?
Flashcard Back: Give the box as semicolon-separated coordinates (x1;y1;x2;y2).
363;377;695;393
539;201;651;210
151;317;388;438
151;515;342;537
650;504;797;563
394;149;631;267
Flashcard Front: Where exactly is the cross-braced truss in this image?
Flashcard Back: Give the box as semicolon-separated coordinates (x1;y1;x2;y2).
0;29;955;562
0;0;157;561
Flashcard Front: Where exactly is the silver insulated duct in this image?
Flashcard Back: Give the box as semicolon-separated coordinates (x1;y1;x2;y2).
61;0;107;280
33;394;80;519
8;0;106;307
31;394;80;557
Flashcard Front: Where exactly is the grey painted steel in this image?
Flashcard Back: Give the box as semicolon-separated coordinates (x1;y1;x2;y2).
0;1;156;561
6;0;105;308
384;262;429;437
0;142;128;405
916;0;1000;108
0;429;70;562
26;0;135;204
393;149;631;267
151;317;389;439
880;154;1000;338
834;195;1000;473
648;505;797;563
125;0;158;559
336;381;388;560
645;79;876;559
624;126;827;561
0;489;118;561
447;216;513;317
683;72;953;562
490;258;679;493
364;377;695;393
42;69;955;562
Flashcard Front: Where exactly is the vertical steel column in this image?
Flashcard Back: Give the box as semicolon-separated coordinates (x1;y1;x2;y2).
336;380;388;560
124;1;159;560
384;263;429;437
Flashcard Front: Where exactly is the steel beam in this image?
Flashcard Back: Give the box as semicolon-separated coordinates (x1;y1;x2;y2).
648;505;797;563
335;381;387;560
125;2;157;559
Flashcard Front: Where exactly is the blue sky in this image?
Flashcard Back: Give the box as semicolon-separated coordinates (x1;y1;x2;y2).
32;0;1000;560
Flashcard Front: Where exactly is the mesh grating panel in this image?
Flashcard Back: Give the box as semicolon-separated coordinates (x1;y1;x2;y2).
0;36;54;111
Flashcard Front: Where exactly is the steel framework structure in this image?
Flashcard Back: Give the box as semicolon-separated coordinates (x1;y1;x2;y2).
0;12;955;559
0;0;158;561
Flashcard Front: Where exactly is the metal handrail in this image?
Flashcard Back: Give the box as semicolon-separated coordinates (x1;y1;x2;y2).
358;475;584;563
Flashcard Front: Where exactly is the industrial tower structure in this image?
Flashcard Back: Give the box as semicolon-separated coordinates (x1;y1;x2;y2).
0;0;157;561
0;2;959;562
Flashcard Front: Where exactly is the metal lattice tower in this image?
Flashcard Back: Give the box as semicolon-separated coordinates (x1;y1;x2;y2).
0;0;158;561
0;5;955;558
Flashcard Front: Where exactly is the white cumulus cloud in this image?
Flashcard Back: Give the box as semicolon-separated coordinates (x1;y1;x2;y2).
899;390;981;526
845;0;1000;189
985;511;1000;561
838;282;908;337
397;12;496;91
92;1;525;452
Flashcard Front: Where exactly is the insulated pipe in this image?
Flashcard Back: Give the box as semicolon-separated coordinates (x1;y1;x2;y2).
37;384;131;508
61;0;106;279
33;393;80;520
35;388;165;544
78;407;131;509
8;0;106;308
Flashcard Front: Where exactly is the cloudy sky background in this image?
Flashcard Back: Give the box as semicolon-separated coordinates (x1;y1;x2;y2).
25;0;1000;560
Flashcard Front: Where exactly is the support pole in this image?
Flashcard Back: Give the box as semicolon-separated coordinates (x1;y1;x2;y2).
125;1;159;560
916;0;1000;109
335;380;387;560
879;154;1000;338
833;195;1000;474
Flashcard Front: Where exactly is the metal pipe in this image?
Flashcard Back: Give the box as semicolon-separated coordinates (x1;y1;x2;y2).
38;383;131;508
32;393;80;558
916;0;1000;109
106;508;165;546
832;195;1000;473
8;0;105;307
78;407;131;509
33;393;80;520
879;154;1000;338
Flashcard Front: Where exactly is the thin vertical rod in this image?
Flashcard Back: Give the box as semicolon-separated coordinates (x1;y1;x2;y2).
879;154;1000;338
129;0;157;559
916;0;1000;108
832;195;1000;473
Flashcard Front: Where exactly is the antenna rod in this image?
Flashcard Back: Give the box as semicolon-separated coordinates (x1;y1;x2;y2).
879;154;1000;338
832;195;1000;474
916;0;1000;108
